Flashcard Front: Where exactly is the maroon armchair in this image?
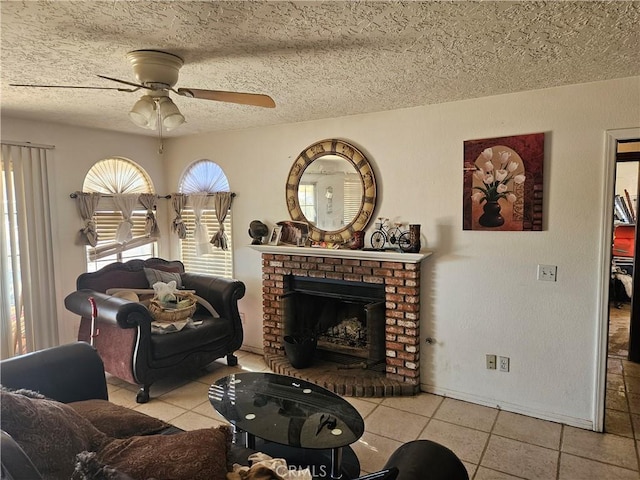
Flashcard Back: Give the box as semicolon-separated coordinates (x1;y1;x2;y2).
64;258;245;403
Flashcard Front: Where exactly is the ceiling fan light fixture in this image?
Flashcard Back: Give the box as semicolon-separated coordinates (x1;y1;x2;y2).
158;96;185;130
146;107;158;131
129;95;156;128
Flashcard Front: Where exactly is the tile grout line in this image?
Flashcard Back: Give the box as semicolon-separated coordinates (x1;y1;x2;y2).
411;396;440;443
469;406;502;479
556;423;565;480
623;360;640;473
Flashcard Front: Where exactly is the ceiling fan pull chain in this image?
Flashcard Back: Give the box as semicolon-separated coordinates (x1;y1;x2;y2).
155;98;164;155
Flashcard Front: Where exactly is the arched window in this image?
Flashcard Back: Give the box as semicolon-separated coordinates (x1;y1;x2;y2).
178;160;233;278
83;157;154;194
83;157;157;271
180;161;229;193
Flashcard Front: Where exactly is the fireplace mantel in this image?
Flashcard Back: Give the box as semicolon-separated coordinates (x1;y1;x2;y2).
251;245;431;263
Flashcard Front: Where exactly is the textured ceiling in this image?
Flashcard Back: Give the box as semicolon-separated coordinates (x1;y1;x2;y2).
1;1;639;137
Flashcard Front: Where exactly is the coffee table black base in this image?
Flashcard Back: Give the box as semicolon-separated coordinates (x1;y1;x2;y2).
254;437;360;480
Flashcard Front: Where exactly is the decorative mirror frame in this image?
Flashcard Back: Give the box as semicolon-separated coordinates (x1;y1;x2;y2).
286;139;377;243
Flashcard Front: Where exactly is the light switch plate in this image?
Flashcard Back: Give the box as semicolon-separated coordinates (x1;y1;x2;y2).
486;354;496;370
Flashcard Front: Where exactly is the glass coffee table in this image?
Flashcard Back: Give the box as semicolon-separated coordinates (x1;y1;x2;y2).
209;372;365;479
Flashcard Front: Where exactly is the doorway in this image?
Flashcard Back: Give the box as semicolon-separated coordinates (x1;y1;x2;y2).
603;135;640;436
610;147;639;358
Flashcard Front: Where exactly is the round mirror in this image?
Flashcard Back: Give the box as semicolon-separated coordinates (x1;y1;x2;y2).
286;139;377;243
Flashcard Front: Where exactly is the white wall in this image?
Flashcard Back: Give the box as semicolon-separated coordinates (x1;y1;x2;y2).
163;76;640;429
3;76;639;429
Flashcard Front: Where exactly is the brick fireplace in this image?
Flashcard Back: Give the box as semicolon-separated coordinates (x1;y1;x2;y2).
256;245;429;397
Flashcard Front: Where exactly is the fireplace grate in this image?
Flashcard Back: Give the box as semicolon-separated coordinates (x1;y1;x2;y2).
316;349;385;372
320;317;367;348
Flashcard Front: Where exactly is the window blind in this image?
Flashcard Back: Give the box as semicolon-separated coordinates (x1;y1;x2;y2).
299;183;317;222
83;157;157;271
180;208;233;278
87;208;154;262
344;180;361;226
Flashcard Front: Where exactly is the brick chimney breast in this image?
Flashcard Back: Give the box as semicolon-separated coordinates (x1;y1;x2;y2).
256;246;430;397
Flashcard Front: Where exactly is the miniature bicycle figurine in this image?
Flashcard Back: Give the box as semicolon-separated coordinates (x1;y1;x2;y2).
370;218;411;251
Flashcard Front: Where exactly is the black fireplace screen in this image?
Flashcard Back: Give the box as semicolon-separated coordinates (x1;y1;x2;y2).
281;276;385;364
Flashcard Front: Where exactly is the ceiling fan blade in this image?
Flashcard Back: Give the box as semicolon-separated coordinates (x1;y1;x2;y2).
97;75;151;91
10;83;136;92
177;88;276;108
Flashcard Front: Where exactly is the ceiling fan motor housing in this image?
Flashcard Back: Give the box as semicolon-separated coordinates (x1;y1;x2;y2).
126;50;184;89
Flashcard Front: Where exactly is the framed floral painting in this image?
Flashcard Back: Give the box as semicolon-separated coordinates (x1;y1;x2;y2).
463;133;545;231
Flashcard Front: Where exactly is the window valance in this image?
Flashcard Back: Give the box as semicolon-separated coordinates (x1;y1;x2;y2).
72;191;236;258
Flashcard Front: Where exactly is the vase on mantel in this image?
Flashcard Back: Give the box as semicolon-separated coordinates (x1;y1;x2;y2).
350;231;365;250
479;200;504;227
407;224;421;253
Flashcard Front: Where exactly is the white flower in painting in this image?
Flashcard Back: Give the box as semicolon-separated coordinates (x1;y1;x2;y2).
500;151;512;164
473;149;524;205
471;192;484;203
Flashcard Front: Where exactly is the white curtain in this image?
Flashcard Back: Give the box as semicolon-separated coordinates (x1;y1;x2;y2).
191;193;213;255
113;193;139;244
0;143;58;359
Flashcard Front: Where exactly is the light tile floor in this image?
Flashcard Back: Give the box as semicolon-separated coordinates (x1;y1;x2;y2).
106;350;640;479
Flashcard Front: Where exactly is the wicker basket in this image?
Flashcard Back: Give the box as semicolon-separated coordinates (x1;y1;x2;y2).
148;293;197;324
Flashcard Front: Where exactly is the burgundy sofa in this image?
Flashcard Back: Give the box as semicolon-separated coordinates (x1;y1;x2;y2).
64;258;245;403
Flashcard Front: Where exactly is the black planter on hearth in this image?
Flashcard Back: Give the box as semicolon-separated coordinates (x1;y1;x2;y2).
283;334;317;369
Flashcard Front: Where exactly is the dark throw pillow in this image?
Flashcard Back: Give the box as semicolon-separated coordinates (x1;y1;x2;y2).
72;451;137;480
97;426;232;480
144;267;183;288
0;389;108;480
69;399;170;438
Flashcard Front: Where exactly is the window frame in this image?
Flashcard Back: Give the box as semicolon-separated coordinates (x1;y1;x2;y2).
82;157;157;271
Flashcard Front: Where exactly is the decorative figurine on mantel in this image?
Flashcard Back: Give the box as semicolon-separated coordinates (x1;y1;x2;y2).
370;217;410;251
369;217;421;252
248;220;269;245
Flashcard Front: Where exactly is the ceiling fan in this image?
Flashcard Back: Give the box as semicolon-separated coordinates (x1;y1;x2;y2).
10;50;276;149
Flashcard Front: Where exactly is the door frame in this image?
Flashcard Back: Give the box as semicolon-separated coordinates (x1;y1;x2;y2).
595;127;640;431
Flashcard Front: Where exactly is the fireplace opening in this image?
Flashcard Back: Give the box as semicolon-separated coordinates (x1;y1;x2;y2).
282;276;385;367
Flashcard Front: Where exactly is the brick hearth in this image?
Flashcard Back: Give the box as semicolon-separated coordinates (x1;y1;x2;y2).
258;247;427;397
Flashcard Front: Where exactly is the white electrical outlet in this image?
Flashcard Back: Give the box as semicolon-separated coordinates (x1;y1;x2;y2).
537;264;557;282
499;356;510;372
